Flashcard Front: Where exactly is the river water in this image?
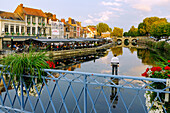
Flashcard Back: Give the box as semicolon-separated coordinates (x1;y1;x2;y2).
1;45;168;113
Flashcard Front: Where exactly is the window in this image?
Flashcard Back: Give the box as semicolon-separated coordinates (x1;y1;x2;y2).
27;16;30;22
42;18;45;23
5;25;8;33
27;27;30;34
21;26;24;33
74;27;76;31
43;28;46;34
32;27;35;34
38;17;41;23
16;26;19;33
10;25;14;33
32;16;35;23
38;27;41;34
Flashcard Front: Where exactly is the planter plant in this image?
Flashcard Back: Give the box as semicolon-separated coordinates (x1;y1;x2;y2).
28;22;31;25
22;32;25;36
32;22;36;25
11;32;15;36
5;32;9;36
141;60;170;113
38;23;41;25
1;50;55;78
17;32;20;36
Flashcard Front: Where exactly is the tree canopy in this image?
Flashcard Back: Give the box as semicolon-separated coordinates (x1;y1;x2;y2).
124;17;169;38
111;27;123;37
96;23;112;36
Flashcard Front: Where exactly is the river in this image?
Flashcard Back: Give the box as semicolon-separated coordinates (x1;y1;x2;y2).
0;45;169;113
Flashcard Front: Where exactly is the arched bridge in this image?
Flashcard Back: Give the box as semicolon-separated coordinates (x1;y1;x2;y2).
114;37;143;47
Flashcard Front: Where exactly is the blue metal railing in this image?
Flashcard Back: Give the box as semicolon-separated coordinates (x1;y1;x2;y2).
0;69;169;113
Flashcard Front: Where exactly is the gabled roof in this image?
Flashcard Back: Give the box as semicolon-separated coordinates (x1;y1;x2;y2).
23;7;47;17
14;4;47;18
0;11;23;21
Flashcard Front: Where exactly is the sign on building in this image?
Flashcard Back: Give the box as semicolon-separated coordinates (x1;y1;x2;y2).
51;21;64;39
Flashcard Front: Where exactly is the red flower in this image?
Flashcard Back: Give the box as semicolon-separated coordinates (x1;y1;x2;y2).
146;68;149;72
142;72;148;77
156;67;162;71
53;64;55;69
152;72;154;75
164;66;170;70
168;75;170;77
46;60;56;69
168;60;170;63
151;67;157;72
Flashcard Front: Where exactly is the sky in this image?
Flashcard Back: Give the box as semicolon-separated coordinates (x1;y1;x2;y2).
0;0;170;31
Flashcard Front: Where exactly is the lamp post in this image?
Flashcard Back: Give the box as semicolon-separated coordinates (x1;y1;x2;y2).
11;37;13;51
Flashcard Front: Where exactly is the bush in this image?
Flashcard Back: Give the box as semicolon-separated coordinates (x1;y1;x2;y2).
155;41;166;50
1;51;51;78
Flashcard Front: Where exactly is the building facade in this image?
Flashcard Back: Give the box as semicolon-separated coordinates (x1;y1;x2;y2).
14;4;50;38
47;14;64;39
101;31;111;38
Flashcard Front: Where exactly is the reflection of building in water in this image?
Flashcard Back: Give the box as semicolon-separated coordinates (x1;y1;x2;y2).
110;79;119;108
129;47;137;54
68;64;81;71
111;47;123;56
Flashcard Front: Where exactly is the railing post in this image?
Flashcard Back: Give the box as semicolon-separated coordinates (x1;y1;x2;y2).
84;75;87;113
165;79;170;102
20;76;24;111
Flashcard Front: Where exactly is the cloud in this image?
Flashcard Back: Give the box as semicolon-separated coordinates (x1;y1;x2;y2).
132;4;151;12
88;14;93;19
123;0;170;12
94;11;113;22
101;1;121;6
84;19;93;24
109;7;123;12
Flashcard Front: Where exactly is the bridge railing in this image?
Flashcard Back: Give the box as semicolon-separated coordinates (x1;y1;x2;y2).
0;69;169;113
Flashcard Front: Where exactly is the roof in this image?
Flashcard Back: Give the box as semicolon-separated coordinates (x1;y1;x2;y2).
26;38;100;43
23;7;47;17
14;4;47;18
0;11;23;21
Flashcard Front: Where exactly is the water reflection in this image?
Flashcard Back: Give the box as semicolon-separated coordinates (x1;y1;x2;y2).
110;78;119;108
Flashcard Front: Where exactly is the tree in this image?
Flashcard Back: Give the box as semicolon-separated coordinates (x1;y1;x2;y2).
150;21;170;39
123;32;129;37
143;17;167;36
111;27;123;37
96;23;111;36
138;23;146;36
128;26;139;37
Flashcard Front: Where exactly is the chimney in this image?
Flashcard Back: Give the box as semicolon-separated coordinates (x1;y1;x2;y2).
68;17;72;24
20;4;23;7
61;19;65;24
53;14;56;20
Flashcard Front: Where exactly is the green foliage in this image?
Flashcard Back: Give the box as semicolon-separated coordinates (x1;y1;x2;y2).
1;50;50;78
123;32;129;36
150;21;169;39
97;23;111;36
138;23;146;36
17;32;20;36
128;26;139;37
111;27;123;37
22;32;25;36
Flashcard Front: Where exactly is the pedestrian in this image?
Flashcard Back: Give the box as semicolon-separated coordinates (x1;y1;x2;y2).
111;54;119;75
